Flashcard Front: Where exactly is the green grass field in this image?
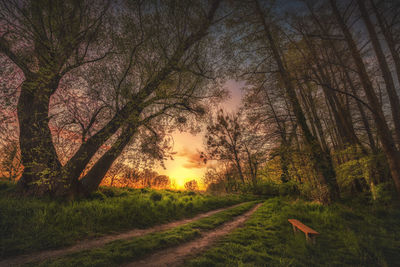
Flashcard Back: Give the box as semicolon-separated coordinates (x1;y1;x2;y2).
186;197;400;267
0;182;252;258
31;201;258;267
2;180;399;267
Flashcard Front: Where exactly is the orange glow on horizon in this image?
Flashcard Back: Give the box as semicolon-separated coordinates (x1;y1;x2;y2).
157;131;206;190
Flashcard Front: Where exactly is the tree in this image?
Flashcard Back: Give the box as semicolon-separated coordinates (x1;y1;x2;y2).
184;179;199;191
151;175;171;189
204;110;246;184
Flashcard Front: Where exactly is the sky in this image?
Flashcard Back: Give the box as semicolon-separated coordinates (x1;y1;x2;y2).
157;80;245;189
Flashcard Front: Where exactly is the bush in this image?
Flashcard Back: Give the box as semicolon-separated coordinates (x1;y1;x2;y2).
99;187;130;198
150;192;162;201
373;182;393;205
89;191;106;200
141;188;149;193
278;180;299;197
252;180;279;196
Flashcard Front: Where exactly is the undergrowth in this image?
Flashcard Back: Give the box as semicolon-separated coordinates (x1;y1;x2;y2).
186;197;400;267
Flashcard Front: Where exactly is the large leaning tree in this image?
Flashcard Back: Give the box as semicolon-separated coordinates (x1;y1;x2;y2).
0;0;223;198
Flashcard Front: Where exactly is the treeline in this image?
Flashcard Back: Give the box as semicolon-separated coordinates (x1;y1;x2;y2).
203;0;400;203
98;163;171;189
100;163;198;191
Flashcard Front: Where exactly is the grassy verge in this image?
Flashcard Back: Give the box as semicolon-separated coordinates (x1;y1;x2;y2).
0;182;254;258
28;201;258;267
186;197;400;267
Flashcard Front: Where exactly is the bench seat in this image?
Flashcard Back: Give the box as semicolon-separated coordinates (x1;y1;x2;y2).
288;219;319;243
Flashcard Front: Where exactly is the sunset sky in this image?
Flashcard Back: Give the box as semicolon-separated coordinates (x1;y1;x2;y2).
157;80;245;189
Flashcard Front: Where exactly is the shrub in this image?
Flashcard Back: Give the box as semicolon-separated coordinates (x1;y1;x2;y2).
141;188;149;193
89;191;106;200
253;180;279;196
278;180;299;197
150;192;162;202
100;187;116;197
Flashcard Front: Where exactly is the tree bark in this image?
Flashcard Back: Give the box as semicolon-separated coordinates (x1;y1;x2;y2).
16;73;63;196
79;124;138;196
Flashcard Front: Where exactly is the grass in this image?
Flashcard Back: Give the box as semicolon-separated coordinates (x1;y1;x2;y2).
0;182;253;258
186;197;400;267
28;201;259;267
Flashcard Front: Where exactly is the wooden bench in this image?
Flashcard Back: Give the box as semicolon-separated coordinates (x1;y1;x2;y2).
288;219;319;244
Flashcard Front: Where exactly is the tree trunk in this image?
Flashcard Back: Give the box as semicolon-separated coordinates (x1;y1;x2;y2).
264;84;291;182
244;146;258;187
79;125;138;196
306;2;378;153
303;83;330;153
302;35;365;152
233;150;245;185
357;0;400;146
370;0;400;103
16;74;64;196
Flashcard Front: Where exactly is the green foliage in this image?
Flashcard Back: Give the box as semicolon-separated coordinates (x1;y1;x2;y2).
278;180;299;196
0;187;249;258
89;191;107;201
186;198;400;266
99;187;129;198
30;202;258;267
252;180;279;196
373;182;393;205
252;180;299;198
335;151;391;200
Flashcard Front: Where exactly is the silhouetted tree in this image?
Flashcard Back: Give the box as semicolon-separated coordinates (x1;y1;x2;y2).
184;179;199;191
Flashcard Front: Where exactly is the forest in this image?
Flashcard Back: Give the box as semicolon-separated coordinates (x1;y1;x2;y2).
1;0;400;266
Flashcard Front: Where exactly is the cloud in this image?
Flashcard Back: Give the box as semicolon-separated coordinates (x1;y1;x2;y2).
177;148;206;169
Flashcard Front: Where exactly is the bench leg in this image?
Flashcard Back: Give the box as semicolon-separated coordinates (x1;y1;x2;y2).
305;233;310;242
292;225;298;233
307;234;316;244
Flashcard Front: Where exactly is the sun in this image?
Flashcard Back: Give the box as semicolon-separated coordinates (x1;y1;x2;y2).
158;156;205;190
169;168;199;189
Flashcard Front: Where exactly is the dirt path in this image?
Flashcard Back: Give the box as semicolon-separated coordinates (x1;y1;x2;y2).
125;203;262;267
0;203;246;267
